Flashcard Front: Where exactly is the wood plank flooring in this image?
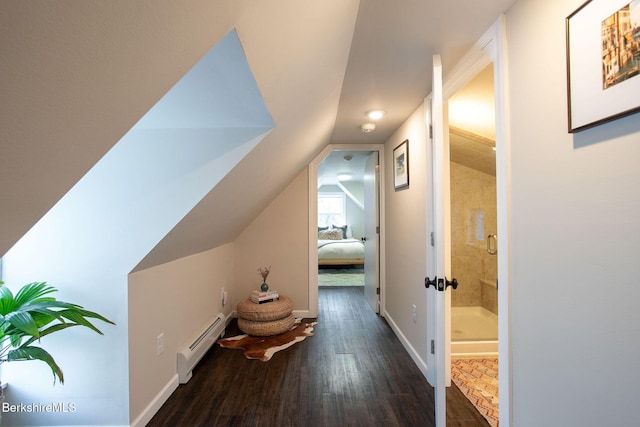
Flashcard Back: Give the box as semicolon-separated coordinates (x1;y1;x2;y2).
148;286;489;426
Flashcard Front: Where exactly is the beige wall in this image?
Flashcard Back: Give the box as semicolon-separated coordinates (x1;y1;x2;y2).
234;168;310;312
507;0;640;425
383;104;430;362
128;244;234;422
450;161;497;310
127;168;309;422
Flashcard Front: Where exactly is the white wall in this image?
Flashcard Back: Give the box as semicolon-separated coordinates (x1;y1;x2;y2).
506;1;640;425
383;105;430;366
128;244;234;424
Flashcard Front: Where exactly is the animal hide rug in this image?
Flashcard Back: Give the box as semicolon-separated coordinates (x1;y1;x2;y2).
217;319;317;361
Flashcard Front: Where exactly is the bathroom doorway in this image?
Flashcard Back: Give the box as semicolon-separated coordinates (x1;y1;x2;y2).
448;63;499;425
427;19;510;427
448;64;498;355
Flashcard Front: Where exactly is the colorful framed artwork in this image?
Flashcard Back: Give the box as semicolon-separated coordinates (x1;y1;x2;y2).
566;0;640;132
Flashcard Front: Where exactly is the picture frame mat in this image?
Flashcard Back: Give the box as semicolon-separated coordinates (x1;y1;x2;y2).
567;0;640;131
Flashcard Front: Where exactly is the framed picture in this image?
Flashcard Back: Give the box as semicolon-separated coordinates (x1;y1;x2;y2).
393;140;409;190
566;0;640;132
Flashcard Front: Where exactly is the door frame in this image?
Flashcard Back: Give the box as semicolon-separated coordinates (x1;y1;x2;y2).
363;150;381;313
427;16;512;427
307;144;386;318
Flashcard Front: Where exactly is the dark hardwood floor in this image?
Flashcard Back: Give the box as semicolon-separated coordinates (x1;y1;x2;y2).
148;286;489;426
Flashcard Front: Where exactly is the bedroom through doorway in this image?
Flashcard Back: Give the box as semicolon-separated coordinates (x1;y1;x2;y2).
317;150;368;288
309;144;384;317
315;148;381;313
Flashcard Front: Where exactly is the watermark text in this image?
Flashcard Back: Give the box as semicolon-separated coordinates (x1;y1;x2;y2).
2;401;77;413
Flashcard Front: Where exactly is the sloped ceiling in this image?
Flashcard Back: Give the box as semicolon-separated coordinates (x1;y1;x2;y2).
0;0;359;262
1;0;518;268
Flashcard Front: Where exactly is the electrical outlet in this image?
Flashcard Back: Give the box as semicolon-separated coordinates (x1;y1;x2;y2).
222;288;227;306
156;333;164;356
412;305;417;323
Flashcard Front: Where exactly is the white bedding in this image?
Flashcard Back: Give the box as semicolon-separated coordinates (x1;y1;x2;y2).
317;238;364;263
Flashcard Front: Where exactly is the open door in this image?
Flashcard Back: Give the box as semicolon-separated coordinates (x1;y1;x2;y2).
363;151;380;313
425;53;451;427
425;51;458;427
426;17;511;427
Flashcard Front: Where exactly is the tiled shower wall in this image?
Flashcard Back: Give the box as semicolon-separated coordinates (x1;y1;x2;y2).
450;161;498;314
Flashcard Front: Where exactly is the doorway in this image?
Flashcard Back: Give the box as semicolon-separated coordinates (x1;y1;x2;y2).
308;144;385;318
448;64;499;356
448;63;500;426
426;17;510;427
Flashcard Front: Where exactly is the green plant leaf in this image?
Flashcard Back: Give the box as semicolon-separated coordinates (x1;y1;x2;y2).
13;282;57;308
5;311;40;338
22;323;79;347
0;281;114;386
55;309;112;335
0;285;15;315
7;345;64;384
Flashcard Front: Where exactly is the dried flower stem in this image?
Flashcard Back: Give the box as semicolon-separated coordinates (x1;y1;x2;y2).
257;266;271;282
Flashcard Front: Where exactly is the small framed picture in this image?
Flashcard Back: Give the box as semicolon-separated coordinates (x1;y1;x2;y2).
566;0;640;132
393;140;409;190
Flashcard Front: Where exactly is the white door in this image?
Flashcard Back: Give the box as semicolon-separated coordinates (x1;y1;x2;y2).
425;54;451;427
363;151;379;313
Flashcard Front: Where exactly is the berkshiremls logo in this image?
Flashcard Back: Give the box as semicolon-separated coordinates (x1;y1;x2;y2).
2;401;77;413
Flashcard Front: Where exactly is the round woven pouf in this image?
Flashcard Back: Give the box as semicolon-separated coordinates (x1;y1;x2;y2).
238;313;296;337
237;296;293;322
237;296;295;336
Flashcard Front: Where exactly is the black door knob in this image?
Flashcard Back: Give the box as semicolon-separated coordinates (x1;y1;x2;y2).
425;276;437;289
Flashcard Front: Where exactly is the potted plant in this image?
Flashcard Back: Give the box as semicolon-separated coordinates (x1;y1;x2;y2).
0;281;115;385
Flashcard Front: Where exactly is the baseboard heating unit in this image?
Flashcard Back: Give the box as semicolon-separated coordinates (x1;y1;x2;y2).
177;312;225;383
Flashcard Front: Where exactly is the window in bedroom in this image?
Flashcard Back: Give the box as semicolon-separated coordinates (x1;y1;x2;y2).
318;192;346;227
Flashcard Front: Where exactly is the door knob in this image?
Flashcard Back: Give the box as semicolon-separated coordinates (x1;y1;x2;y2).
425;276;437;289
445;277;458;290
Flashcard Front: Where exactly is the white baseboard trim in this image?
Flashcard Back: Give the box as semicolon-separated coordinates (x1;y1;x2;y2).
383;310;429;381
292;309;310;318
130;374;179;427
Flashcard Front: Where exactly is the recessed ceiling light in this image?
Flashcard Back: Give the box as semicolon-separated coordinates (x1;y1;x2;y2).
367;110;386;120
361;123;376;133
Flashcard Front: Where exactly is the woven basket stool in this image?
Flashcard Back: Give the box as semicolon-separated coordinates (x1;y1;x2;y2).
238;313;295;337
237;296;294;336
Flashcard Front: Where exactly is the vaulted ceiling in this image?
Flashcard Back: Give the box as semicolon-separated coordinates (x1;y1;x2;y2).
0;0;517;269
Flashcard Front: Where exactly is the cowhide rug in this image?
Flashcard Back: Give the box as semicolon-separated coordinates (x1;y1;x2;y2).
217;319;317;362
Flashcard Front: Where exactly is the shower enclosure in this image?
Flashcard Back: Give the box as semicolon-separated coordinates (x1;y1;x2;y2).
450;154;498;356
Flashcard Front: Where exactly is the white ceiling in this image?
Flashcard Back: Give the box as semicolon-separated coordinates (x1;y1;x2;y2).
331;0;516;144
0;0;517;266
318;150;372;186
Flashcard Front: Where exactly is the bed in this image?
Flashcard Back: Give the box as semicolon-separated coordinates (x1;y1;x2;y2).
317;226;365;266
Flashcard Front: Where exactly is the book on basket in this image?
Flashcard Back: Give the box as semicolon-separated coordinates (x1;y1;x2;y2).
251;290;279;304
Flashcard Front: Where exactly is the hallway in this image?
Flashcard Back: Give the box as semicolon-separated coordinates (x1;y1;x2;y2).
149;287;488;426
